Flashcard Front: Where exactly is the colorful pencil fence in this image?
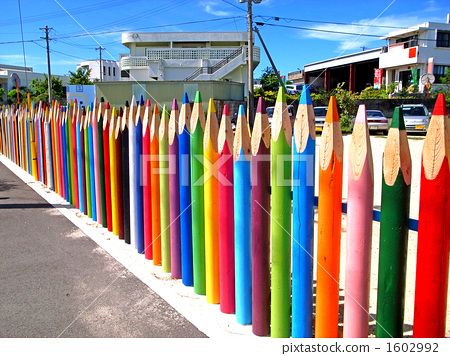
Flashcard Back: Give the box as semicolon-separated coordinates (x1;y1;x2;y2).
1;92;448;339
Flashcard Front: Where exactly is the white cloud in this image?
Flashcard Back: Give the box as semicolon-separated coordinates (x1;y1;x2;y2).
200;1;232;17
300;14;443;52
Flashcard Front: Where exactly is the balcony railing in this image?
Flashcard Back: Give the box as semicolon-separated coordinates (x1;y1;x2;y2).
144;46;259;61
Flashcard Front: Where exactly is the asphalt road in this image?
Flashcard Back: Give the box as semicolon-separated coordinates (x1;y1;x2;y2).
0;162;205;338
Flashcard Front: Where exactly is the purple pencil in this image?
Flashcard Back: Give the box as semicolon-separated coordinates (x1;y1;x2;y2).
251;97;271;336
168;99;181;278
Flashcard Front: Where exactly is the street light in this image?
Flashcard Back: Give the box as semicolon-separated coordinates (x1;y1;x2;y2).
239;0;262;124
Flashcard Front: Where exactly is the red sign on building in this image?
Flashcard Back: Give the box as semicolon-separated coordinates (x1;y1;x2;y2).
374;68;383;89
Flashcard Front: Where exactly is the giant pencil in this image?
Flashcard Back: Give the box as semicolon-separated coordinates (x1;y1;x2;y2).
204;98;220;304
217;104;235;313
234;104;252;324
76;107;86;214
97;99;107;228
115;109;124;239
190;91;206;295
134;96;145;253
292;86;316;338
142;99;153;258
251;97;271;336
178;93;194;286
344;105;374;338
109;109;119;236
92;100;102;225
315;96;344;338
121;101;131;244
88;104;96;220
159;105;171;273
376;107;411;338
103;102;112;230
271;88;292;338
70;103;79;208
45;105;54;191
84;107;92;217
150;104;162;265
169;98;181;278
413;93;450;338
128;96;137;247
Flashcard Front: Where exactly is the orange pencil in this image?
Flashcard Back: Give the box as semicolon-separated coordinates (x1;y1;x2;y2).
315;96;344;338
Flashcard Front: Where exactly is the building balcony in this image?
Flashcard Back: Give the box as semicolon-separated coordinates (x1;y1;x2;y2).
380;41;419;68
121;46;260;70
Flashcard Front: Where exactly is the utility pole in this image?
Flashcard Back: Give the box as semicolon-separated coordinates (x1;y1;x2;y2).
96;46;105;82
40;25;53;103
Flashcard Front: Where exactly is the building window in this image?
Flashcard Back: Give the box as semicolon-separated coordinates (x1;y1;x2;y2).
436;31;450;48
433;65;450;82
121;70;130;78
113;67;116;77
395;35;418;48
103;66;106;75
108;67;111;76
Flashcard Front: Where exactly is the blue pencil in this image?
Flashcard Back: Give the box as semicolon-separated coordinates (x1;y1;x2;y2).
88;104;97;221
292;85;316;337
134;96;145;253
233;104;252;325
178;92;194;286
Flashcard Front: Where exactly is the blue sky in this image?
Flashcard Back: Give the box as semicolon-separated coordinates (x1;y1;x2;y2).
0;0;448;77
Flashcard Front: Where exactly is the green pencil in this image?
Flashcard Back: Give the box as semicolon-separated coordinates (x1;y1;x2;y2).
190;91;206;295
271;87;292;337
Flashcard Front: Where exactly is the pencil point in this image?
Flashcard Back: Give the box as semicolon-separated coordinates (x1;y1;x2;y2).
222;104;229;117
276;86;286;103
238;104;246;117
390;107;406;130
354;104;367;124
326;96;339;123
182;92;190;105
194;91;202;103
299;85;312;105
432;93;447;116
256;96;266;114
208;98;216;113
172;98;178;111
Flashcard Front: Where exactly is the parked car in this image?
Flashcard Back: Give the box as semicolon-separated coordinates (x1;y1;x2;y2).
313;106;328;132
266;104;295;126
285;84;304;95
366;110;389;135
400;104;430;133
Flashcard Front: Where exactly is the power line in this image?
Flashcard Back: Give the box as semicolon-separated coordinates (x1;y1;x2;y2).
17;0;28;89
221;0;247;12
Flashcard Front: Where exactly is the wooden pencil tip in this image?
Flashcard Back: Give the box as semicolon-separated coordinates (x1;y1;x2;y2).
299;85;312;105
390;107;405;130
354;104;367;124
194;91;202;103
256;96;266;114
432;93;447;116
153;104;159;115
208;98;216;113
326;96;339;123
182;92;189;105
223;104;229;117
276;86;285;103
172;98;178;111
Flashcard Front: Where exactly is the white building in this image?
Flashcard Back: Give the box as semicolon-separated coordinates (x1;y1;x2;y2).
120;32;260;93
380;15;450;91
0;64;69;101
77;59;120;82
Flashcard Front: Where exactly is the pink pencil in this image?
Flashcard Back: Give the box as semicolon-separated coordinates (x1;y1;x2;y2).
343;104;374;337
92;101;102;225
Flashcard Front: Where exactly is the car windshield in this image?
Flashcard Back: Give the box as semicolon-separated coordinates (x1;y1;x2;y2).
314;107;327;117
402;106;426;116
367;111;383;117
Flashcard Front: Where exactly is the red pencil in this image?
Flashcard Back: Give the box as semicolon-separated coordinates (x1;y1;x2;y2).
142;99;153;259
217;104;235;314
413;93;450;337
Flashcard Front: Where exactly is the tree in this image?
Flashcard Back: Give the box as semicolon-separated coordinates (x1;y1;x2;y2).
68;67;93;85
0;87;5;103
7;86;27;104
440;68;450;84
260;66;280;92
29;75;65;102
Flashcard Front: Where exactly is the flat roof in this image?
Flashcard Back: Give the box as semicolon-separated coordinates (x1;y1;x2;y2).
122;32;247;45
304;48;380;72
382;21;450;39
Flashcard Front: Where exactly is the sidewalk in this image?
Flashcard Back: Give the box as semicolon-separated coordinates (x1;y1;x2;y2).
0;161;205;338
